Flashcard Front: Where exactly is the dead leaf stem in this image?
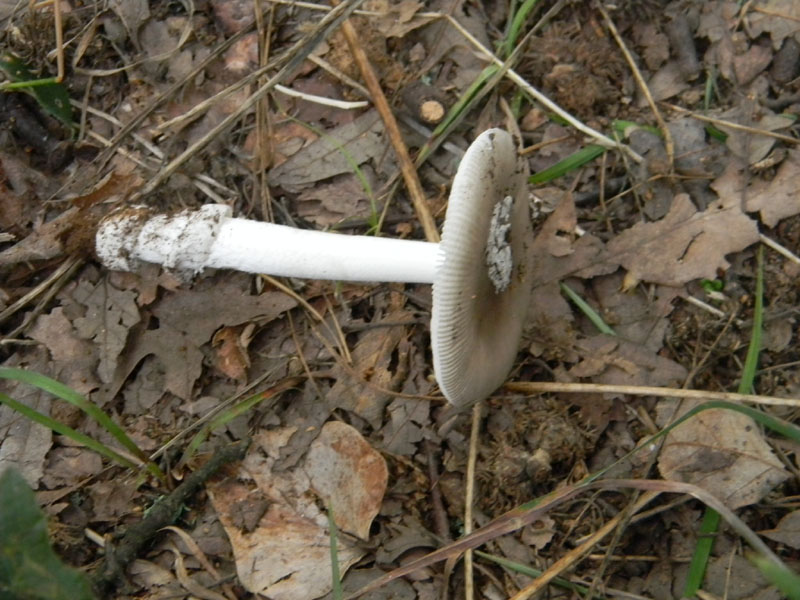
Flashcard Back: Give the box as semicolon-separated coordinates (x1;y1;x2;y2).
504;381;800;407
596;1;675;170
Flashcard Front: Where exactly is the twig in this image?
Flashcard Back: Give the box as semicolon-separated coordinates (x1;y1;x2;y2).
509;491;659;600
663;103;800;144
597;2;674;169
464;401;482;600
332;0;440;242
90;441;250;598
0;256;82;327
437;13;643;162
263;0;642;163
760;233;800;265
685;295;728;320
503;381;800;407
424;441;451;542
308;54;370;98
274;83;368;109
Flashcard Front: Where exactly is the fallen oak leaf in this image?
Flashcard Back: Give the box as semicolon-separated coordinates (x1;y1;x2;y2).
605;193;759;289
745;148;800;227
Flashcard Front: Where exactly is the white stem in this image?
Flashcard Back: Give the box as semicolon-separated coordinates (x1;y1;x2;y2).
207;218;438;282
96;204;440;283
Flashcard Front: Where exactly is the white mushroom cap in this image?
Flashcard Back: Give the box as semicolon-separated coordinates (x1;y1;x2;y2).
431;128;532;407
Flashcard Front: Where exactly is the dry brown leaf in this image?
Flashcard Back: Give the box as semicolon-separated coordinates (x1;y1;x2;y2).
365;0;435;38
268;110;387;193
632;23;670;70
108;0;149;41
0;207;79;268
570;335;687;388
584;273;682;353
745;149;800;227
211;324;253;382
717;106;793;164
304;421;388;540
28;307;99;395
296;170;378;227
644;61;690;102
733;42;773;85
87;478;140;521
658;400;789;509
0;351;54;486
702;554;776;599
208;427;365;600
526;195;615;361
605;193;760;288
106;278;296;401
41;446;103;489
760;510;800;549
520;517;556;550
380;397;428;456
326;301;413;429
530;195;614;285
747;0;800;49
72;278;141;384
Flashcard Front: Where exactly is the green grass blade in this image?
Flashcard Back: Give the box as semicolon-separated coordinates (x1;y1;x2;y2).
180;388;280;466
0;392;139;471
0;367;149;464
498;0;540;58
683;247;764;598
683;508;721;596
560;282;616;336
738;246;763;395
415;65;500;166
750;554;800;600
529;145;606;184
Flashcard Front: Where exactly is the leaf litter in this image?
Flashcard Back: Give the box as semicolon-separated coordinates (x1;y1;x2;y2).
1;0;800;598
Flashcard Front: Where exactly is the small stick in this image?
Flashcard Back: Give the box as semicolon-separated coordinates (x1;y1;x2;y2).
663;103;800;145
90;441;250;598
597;1;674;169
504;381;800;407
464;401;482;600
332;0;440;242
308;53;371;98
761;233;800;265
274;83;368;109
685;295;728;320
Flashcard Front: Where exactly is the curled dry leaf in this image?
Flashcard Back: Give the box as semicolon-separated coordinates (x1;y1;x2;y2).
208;423;387;600
211;323;254;382
304;421;388;540
760;510;800;549
658;401;789;509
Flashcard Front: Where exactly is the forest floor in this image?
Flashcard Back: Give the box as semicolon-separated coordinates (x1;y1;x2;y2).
1;1;799;599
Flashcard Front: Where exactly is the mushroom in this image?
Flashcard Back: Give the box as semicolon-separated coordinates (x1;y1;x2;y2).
95;128;532;406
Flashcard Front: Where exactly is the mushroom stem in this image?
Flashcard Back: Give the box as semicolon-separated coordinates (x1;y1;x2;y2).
96;204;439;283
